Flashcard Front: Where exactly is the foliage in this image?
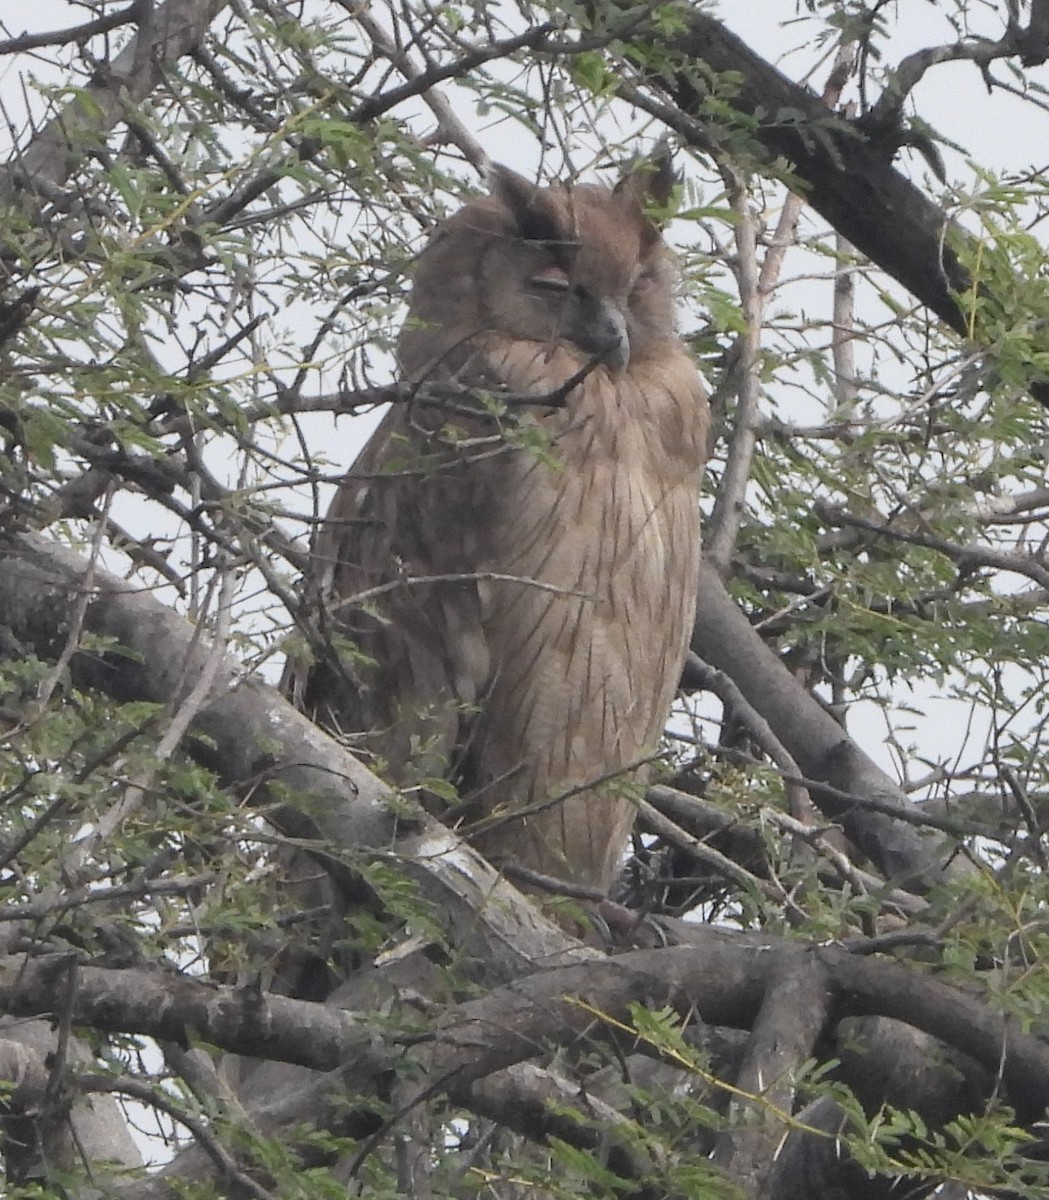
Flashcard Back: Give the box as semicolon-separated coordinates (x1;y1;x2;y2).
2;1;1049;1197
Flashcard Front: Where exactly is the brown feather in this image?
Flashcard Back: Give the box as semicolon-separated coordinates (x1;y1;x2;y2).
290;165;709;892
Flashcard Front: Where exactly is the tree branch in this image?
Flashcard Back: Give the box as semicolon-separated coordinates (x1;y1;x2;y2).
691;561;975;890
0;3;144;56
607;4;1049;400
5;932;1049;1127
0;0;230;208
0;531;590;980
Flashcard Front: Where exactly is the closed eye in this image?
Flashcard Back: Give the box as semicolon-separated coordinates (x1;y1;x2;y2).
529;266;571;293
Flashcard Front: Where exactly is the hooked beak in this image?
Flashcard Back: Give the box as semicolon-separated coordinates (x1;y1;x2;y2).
596;303;630;373
569;298;629;374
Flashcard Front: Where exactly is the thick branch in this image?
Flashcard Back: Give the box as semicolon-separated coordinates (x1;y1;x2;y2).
630;9;967;330
711;951;831;1196
691;562;969;890
6;932;1049;1125
0;1016;141;1181
0;532;588;979
605;5;1049;401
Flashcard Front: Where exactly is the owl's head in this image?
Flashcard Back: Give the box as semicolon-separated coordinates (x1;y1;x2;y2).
399;153;680;379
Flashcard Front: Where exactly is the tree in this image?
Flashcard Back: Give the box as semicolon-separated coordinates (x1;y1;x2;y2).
1;1;1049;1196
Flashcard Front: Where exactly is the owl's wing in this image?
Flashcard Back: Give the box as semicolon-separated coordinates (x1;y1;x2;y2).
280;404;395;719
283;387;502;786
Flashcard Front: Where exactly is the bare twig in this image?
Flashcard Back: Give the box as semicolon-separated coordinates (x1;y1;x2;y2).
339;2;491;176
0;873;216;923
80;1073;276;1200
636;797;796;911
0;0;231;207
814;500;1049;590
705;46;858;567
761;809;927;917
0;2;143;56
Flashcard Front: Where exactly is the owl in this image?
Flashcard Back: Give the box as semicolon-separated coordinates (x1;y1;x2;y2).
290;154;709;894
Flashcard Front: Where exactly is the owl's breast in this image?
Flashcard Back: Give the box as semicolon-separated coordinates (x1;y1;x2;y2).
412;337;707;751
470;341;706;626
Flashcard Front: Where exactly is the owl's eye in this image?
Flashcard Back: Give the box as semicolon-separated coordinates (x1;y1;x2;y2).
529;266;571;293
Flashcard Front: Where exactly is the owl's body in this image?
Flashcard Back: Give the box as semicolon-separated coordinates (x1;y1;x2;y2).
297;163;708;892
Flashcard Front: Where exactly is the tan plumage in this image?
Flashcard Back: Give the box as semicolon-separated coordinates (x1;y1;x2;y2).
293;156;709;893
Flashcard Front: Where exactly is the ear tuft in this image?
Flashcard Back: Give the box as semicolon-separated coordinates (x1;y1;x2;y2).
487;163;537;211
615;139;678;220
487;164;562;244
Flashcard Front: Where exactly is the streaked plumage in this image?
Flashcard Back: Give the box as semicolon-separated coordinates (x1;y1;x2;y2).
291;158;709;892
